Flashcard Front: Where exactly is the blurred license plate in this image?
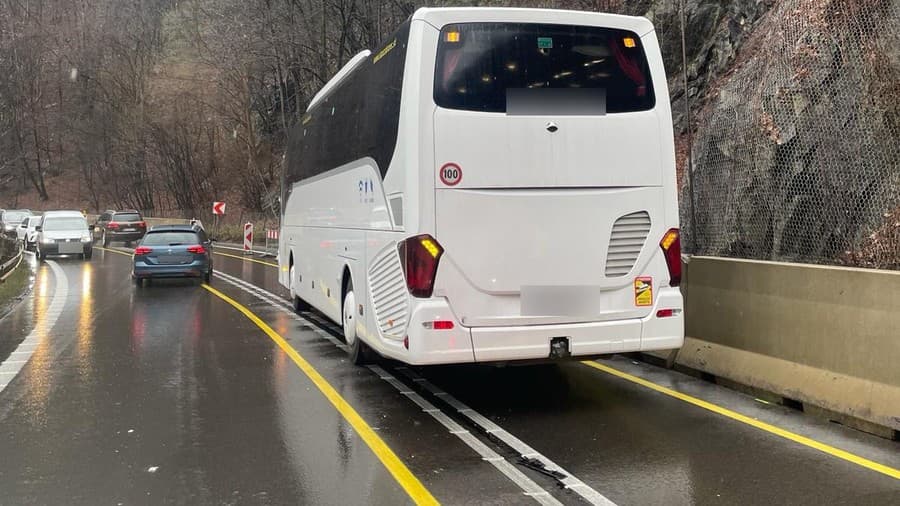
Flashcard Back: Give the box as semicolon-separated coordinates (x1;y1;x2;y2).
159;255;191;265
123;228;135;231
59;242;82;254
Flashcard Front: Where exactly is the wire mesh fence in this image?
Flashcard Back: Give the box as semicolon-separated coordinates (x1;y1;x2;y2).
682;0;899;270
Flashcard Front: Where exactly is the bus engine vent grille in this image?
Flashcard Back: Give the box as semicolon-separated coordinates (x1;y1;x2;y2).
605;211;651;277
369;245;410;339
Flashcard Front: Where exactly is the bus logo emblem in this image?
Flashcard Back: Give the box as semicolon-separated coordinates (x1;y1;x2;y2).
439;163;462;186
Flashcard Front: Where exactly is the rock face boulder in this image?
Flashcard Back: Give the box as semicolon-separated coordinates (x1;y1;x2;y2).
682;0;899;265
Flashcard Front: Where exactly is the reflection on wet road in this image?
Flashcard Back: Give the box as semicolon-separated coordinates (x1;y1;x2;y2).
0;248;897;505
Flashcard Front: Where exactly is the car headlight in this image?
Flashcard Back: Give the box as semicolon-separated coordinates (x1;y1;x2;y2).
41;237;56;244
81;235;92;243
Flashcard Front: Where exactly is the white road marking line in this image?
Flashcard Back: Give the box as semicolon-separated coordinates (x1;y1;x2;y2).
0;260;68;395
212;270;565;505
397;370;617;505
369;365;563;506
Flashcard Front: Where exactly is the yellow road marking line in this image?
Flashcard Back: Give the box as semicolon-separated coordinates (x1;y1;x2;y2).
213;250;279;268
582;361;900;480
202;283;439;505
95;246;132;257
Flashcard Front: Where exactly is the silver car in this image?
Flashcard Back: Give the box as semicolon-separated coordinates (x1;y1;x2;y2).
35;211;94;261
16;215;41;250
1;209;32;236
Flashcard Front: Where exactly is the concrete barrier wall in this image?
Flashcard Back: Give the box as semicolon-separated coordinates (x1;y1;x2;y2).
675;256;900;431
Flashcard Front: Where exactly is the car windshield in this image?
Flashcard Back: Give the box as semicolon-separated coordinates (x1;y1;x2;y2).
142;231;199;246
43;217;88;231
3;211;30;223
27;217;40;227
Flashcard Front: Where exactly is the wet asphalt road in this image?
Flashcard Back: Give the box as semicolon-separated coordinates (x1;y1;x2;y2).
0;247;897;505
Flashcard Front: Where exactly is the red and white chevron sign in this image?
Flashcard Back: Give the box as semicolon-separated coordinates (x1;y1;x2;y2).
212;201;226;215
243;222;253;251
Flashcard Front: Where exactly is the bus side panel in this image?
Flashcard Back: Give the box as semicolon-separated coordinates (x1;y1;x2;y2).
282;159;388;325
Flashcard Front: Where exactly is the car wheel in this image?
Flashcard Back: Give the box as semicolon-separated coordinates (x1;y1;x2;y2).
343;280;371;366
84;250;92;260
203;269;212;284
102;230;109;247
133;276;142;287
289;264;310;312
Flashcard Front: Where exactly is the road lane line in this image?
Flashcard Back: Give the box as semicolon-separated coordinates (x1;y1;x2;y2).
0;260;67;396
212;250;278;268
94;246;132;257
369;364;563;506
394;367;616;505
582;361;900;480
212;269;610;505
200;283;438;506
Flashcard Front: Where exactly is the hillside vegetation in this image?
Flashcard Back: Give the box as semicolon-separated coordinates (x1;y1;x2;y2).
1;0;896;267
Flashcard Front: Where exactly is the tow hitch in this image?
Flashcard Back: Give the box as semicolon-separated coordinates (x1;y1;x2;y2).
549;337;571;359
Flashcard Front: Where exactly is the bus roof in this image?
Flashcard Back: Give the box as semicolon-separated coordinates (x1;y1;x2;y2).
413;7;654;37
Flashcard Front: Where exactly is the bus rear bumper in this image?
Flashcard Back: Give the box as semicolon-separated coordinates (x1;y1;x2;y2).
402;290;683;365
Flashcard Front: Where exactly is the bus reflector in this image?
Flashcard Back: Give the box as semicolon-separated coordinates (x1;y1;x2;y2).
660;229;681;287
423;320;454;330
398;234;444;298
657;309;674;318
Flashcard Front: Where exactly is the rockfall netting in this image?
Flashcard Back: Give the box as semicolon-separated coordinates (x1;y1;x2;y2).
683;0;899;269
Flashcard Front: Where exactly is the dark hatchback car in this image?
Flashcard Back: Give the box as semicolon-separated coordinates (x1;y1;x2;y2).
132;225;213;286
95;210;147;246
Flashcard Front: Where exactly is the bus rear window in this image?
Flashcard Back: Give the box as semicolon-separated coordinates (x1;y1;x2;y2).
434;23;655;114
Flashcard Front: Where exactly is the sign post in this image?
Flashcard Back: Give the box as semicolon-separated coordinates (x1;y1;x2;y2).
212;202;225;240
243;222;254;253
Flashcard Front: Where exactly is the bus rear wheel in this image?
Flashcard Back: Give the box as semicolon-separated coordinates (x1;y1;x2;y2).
343;281;371;365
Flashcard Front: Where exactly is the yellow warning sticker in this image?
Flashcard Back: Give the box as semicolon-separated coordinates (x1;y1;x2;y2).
634;277;653;307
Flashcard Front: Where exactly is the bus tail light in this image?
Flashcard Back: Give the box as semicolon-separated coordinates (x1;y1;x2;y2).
423;320;454;330
660;228;681;287
398;234;443;298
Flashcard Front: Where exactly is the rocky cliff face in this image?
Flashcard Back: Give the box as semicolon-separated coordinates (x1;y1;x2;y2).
652;0;898;267
637;0;775;132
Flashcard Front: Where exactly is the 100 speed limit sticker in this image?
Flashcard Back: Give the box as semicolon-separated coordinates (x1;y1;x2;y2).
439;163;462;186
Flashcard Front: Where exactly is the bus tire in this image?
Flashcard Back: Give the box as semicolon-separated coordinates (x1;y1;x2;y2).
343;280;370;366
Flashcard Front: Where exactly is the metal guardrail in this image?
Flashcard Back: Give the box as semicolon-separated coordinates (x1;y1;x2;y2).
0;242;24;283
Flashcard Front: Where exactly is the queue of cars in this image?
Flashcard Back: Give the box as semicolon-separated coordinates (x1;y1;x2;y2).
2;207;214;285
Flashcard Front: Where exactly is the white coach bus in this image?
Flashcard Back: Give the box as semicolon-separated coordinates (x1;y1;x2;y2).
279;7;683;365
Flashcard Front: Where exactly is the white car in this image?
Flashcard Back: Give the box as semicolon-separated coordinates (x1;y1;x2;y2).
17;215;41;250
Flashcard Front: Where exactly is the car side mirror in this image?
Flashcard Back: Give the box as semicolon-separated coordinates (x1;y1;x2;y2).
210;237;218;242
35;225;42;231
89;225;95;231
